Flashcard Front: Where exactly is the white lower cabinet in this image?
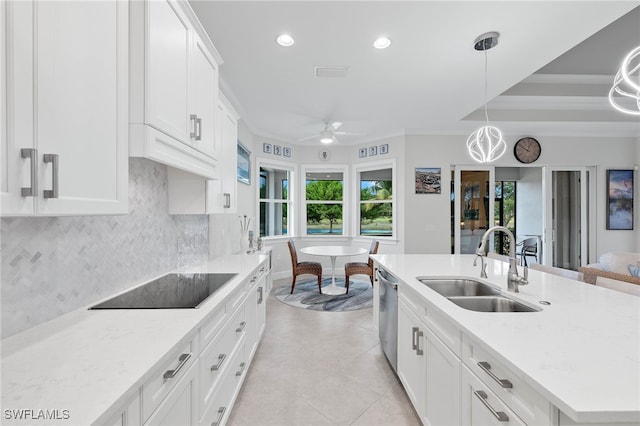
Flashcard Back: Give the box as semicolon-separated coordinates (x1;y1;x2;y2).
146;361;199;426
398;295;461;426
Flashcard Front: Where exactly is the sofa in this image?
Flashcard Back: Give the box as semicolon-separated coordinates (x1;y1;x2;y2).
578;252;640;287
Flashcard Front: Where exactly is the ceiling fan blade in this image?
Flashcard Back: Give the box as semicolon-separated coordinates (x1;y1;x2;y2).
296;134;318;142
334;131;365;136
329;121;343;131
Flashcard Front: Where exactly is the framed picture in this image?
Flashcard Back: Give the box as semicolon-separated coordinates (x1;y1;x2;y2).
283;147;291;157
358;148;367;158
379;144;389;155
369;146;377;156
263;143;272;154
237;142;251;185
415;167;442;194
606;169;633;230
274;145;282;156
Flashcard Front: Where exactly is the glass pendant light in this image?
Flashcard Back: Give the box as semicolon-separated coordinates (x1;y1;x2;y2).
609;45;640;116
467;32;507;163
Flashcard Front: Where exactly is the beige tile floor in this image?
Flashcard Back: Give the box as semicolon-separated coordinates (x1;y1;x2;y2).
228;279;421;426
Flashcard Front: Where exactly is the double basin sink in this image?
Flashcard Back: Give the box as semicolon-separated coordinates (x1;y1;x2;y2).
416;278;539;313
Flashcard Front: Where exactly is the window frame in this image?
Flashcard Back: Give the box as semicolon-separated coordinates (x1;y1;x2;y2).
301;164;350;238
256;157;296;240
353;159;397;240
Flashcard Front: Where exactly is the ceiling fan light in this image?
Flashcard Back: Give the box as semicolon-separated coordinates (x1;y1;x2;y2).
276;34;295;47
320;130;334;144
373;37;391;49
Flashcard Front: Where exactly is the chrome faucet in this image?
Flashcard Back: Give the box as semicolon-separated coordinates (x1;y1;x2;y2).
475;226;528;292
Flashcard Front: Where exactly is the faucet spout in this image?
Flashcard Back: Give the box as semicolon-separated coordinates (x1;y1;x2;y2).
475;226;528;292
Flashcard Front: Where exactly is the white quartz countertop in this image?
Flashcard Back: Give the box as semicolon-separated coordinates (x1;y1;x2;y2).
1;253;269;425
372;254;640;424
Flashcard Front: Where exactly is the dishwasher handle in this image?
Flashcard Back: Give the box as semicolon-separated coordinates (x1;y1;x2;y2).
376;269;398;289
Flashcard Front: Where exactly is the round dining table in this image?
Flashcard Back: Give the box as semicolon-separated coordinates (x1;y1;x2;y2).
300;245;368;295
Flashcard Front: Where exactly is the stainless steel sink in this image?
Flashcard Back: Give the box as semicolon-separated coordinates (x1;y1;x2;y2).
448;296;540;313
417;278;501;297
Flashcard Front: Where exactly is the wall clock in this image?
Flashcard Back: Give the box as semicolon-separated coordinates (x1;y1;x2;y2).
513;137;541;164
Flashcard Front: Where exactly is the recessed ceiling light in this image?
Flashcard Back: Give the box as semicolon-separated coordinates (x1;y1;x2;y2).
276;34;295;47
373;36;391;49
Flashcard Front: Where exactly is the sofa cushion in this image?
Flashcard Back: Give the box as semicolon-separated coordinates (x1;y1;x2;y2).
628;264;640;278
598;252;640;275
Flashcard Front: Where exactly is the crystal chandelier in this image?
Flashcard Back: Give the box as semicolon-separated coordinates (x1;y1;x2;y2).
608;45;640;116
467;32;507;163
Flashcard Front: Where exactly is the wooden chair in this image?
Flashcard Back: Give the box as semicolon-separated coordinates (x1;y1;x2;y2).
287;240;323;294
344;240;379;294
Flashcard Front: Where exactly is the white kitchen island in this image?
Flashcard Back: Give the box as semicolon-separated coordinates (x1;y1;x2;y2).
372;254;640;426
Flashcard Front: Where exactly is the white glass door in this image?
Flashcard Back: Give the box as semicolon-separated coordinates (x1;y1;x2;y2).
453;166;495;254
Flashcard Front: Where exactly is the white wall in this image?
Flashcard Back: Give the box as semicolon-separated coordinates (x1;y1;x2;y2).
404;134;639;258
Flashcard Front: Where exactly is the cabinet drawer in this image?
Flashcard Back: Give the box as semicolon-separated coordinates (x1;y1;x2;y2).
200;339;247;426
463;337;551;425
199;306;244;412
462;365;527;426
225;280;247;313
199;304;228;348
142;340;195;422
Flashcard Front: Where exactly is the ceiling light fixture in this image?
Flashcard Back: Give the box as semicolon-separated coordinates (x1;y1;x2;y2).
466;32;507;164
609;45;640;116
320;130;334;144
276;34;295;47
373;36;391;49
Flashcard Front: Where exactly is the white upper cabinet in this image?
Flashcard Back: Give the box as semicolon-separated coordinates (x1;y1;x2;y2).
130;0;222;179
1;0;128;217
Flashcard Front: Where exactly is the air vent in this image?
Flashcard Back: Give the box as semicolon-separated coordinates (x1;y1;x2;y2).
314;66;349;78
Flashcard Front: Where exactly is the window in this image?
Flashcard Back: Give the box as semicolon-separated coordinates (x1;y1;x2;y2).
259;165;292;237
305;172;344;235
359;168;393;237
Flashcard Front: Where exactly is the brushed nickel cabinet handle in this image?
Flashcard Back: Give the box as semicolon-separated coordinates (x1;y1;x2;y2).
21;148;37;197
474;390;509;422
195;117;202;141
235;362;246;376
411;327;418;351
477;361;513;388
210;354;226;371
43;154;58;199
163;353;191;380
224;193;231;208
211;407;225;426
416;330;424;356
258;287;263;304
236;321;246;333
190;114;197;139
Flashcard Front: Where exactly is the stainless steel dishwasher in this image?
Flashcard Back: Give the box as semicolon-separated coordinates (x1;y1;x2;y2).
377;267;398;372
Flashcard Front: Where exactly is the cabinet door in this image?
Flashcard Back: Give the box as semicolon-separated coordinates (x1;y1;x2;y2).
189;34;219;160
425;327;461;426
146;362;199;426
256;275;267;339
34;0;128;215
398;302;426;421
245;278;258;360
147;0;190;143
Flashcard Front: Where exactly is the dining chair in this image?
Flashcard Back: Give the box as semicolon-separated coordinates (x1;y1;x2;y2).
287;240;323;294
515;237;538;266
344;240;379;294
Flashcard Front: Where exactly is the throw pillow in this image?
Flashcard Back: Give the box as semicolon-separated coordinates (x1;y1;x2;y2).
628;264;640;278
599;252;640;274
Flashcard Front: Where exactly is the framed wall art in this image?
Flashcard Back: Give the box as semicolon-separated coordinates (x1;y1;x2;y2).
358;148;367;158
415;167;441;194
369;146;377;156
263;143;272;154
606;169;633;230
283;147;291;157
379;144;389;155
237;142;251;185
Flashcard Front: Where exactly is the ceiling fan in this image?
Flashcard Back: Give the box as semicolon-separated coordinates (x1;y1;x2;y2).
297;121;360;144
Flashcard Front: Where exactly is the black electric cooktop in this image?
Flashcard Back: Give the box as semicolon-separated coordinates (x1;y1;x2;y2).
90;273;237;309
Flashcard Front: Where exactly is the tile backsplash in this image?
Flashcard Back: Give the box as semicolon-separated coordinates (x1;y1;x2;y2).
1;158;209;338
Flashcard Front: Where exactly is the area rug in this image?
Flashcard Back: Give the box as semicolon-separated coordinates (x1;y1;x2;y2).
275;277;373;312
